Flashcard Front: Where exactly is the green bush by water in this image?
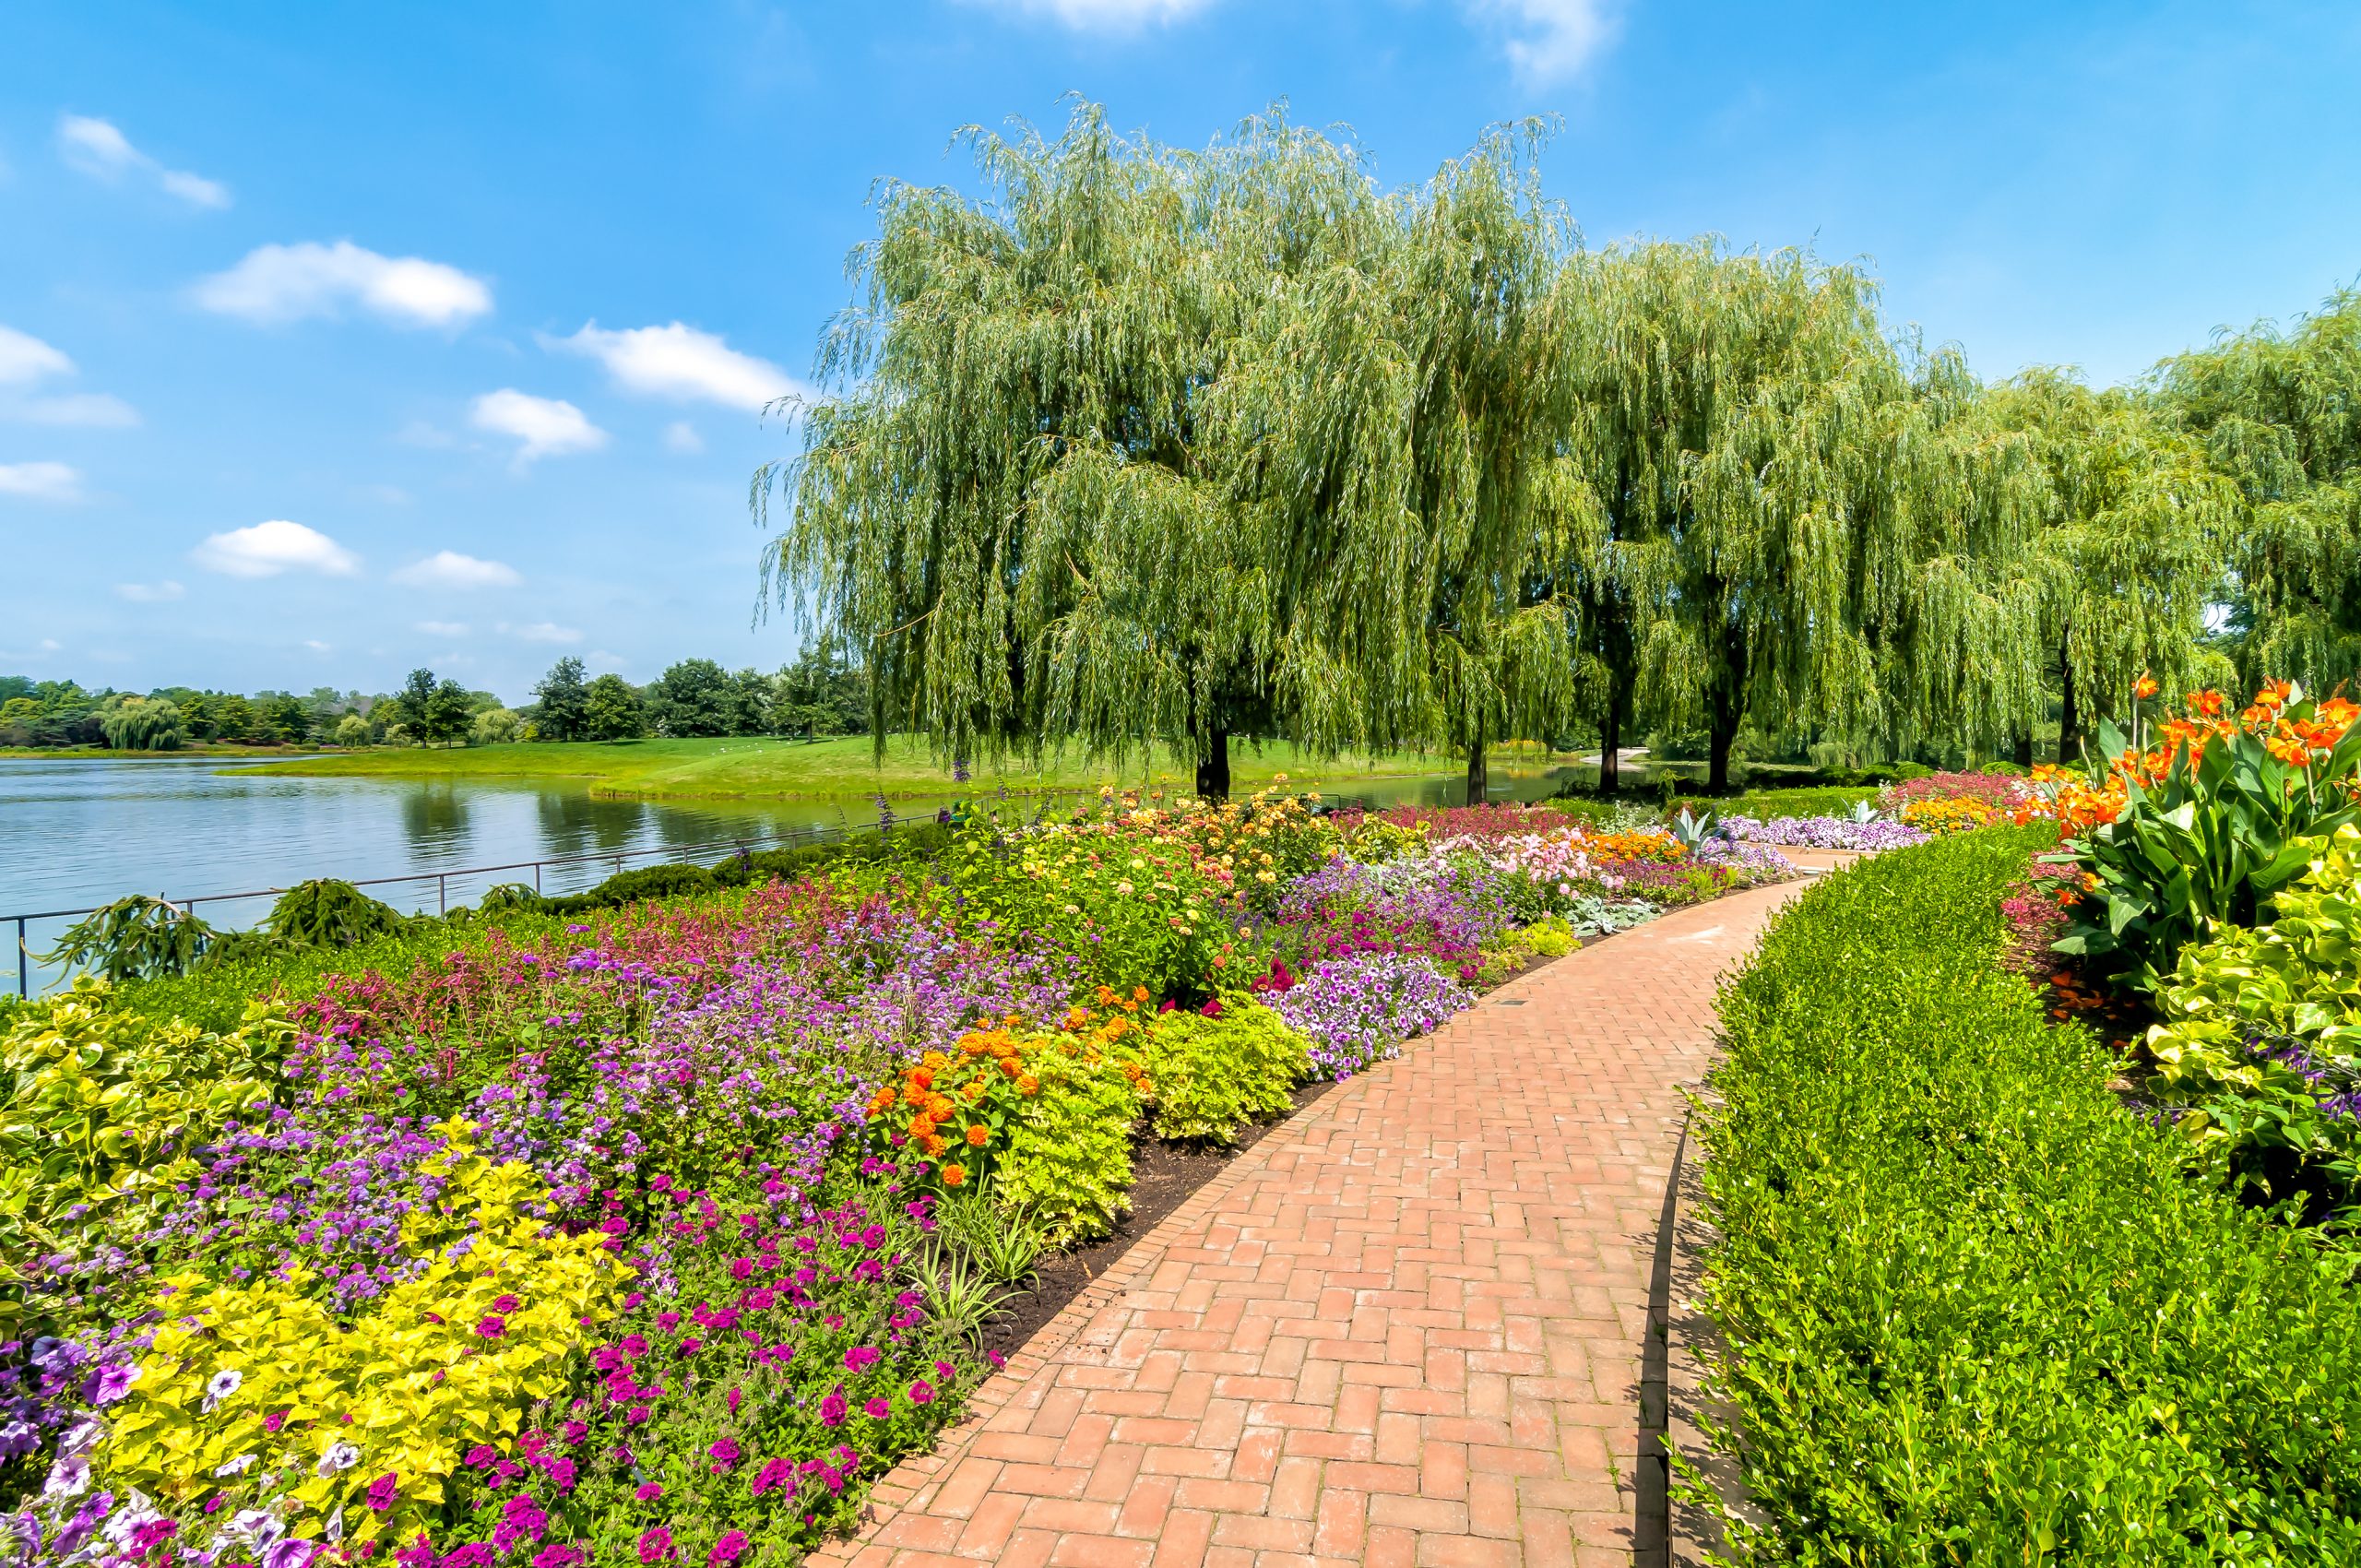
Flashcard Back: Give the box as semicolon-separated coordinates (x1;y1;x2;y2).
1696;826;2361;1562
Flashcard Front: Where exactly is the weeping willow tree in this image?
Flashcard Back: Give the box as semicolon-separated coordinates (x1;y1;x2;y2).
2159;288;2361;690
1389;125;1592;799
1559;243;1954;792
761;102;1431;796
1968;370;2232;762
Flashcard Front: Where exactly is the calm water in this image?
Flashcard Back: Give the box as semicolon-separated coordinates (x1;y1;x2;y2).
0;754;1593;995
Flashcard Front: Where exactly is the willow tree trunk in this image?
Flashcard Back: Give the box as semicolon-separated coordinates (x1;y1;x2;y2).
1195;727;1231;801
1465;739;1489;802
1596;694;1622;794
2057;636;2080;766
1707;679;1744;794
2013;732;2035;768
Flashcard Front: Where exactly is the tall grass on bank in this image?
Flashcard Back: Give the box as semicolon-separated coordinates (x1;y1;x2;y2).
1695;827;2361;1562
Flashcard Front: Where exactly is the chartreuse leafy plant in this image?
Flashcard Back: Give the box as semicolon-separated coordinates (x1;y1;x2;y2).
2144;822;2361;1218
106;1122;631;1550
2052;681;2361;985
1129;1001;1309;1144
1694;827;2361;1561
0;982;289;1339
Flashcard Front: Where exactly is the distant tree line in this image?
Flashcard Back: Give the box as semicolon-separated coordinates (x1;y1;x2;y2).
0;643;872;752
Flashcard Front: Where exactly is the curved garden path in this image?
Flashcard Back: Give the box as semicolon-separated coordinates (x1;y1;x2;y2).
815;858;1847;1568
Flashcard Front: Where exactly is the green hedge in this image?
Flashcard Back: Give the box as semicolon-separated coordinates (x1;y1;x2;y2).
1697;826;2361;1562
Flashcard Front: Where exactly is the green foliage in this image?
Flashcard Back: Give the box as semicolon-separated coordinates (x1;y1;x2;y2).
0;983;291;1340
261;879;411;949
2144;823;2361;1218
1131;1001;1308;1144
583;671;646;741
2059;698;2361;985
2163;288;2361;692
1695;826;2361;1562
45;894;217;981
939;816;1231;995
531;655;591;742
98;694;187;751
995;1041;1143;1246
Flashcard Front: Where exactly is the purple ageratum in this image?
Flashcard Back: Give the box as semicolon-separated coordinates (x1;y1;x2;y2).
1722;814;1928;852
1273;952;1474;1081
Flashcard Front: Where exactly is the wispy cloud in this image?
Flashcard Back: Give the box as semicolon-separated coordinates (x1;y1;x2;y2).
0;326;75;385
663;421;704;454
192;519;361;578
0;461;84;502
960;0;1218;30
552;322;801;410
0;325;140;427
393;551;522;589
14;393;140;428
1465;0;1620;87
503;621;584;645
415;620;470;638
115;580;185;602
56;113;231;208
195;241;492;328
470;389;607;464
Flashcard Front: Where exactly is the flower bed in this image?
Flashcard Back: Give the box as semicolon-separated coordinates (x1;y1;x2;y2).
0;790;1790;1566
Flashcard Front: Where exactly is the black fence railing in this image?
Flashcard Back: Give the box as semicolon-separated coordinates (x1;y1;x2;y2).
5;817;901;999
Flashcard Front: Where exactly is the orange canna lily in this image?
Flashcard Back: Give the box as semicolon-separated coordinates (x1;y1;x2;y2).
2133;673;2159;699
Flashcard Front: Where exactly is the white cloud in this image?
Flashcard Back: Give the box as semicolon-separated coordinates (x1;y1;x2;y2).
552;322;801;410
415;620;470;637
470;389;607;463
14;393;140;428
40;638;62;652
0;326;75;385
663;420;705;454
1465;0;1619;86
192;519;361;578
194;241;492;328
0;461;84;502
962;0;1217;29
0;326;140;427
504;621;584;645
303;639;332;652
115;580;185;602
56;113;231;208
393;550;522;589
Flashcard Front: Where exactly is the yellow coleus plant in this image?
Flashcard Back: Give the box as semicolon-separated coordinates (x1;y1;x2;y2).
101;1120;631;1547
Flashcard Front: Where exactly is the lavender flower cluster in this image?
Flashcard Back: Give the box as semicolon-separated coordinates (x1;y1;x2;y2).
1271;952;1475;1079
1721;814;1930;851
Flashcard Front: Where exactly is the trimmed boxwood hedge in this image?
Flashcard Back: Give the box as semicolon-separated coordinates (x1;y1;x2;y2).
1696;826;2361;1562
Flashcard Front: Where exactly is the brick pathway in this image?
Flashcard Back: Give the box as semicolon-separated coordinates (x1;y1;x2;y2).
814;871;1827;1568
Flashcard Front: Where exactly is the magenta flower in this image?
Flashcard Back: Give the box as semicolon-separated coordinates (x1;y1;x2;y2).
706;1532;749;1567
863;1397;891;1420
475;1315;507;1340
491;1294;520;1313
843;1346;881;1373
366;1472;400;1513
634;1482;663;1503
636;1526;672;1563
908;1380;935;1405
819;1389;848;1427
707;1438;741;1472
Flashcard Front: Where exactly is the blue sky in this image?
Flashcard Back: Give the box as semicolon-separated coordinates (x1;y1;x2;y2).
3;0;2357;702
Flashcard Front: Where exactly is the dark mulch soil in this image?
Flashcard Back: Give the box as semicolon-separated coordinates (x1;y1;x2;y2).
978;1076;1339;1360
2033;958;2155;1056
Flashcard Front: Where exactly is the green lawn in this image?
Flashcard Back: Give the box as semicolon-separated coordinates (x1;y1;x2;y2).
245;735;1553;802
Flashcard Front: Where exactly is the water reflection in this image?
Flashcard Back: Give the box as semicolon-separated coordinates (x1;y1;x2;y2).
0;752;1679;997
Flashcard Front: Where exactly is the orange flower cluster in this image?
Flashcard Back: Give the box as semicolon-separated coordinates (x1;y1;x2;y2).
1572;827;1686;863
2014;681;2361;835
863;1002;1154;1191
1898;796;2001;836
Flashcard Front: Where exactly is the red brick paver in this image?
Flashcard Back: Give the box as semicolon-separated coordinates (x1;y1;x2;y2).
813;873;1825;1568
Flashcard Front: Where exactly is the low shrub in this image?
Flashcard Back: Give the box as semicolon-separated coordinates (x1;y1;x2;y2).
261;878;410;948
1133;1002;1309;1143
1695;826;2361;1560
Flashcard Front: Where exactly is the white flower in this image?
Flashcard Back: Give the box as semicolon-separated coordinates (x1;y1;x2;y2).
325;1509;346;1544
317;1441;362;1477
216;1453;260;1478
208;1368;245;1400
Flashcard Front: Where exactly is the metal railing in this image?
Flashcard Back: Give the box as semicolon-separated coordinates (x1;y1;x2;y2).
6;816;910;998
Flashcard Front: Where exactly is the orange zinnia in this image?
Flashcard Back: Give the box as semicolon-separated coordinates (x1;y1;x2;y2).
941;1163;967;1187
966;1123;990;1146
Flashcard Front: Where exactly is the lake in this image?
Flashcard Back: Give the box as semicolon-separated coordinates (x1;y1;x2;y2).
0;754;1599;995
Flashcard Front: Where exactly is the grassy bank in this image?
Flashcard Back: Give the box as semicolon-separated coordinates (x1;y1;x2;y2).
246;734;1569;801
